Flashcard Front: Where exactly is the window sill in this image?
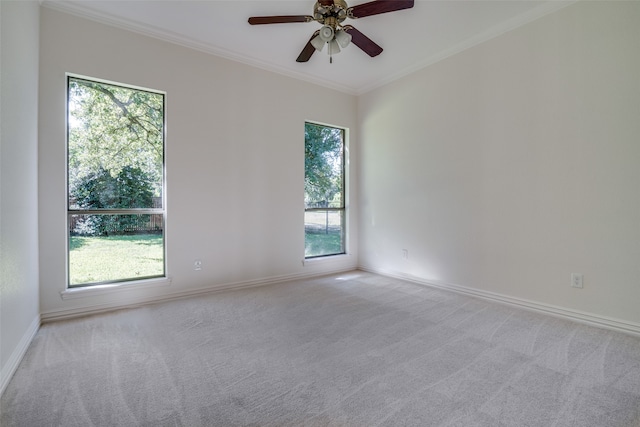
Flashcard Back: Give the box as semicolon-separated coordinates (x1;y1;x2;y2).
303;253;351;267
60;277;172;300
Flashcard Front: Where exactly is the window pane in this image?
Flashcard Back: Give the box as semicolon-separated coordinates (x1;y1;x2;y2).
304;123;344;209
67;76;165;288
305;210;345;258
69;214;164;286
305;122;346;259
68;77;164;210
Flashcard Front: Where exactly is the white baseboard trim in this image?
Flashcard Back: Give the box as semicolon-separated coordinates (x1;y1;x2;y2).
359;265;640;337
1;315;40;397
41;265;357;323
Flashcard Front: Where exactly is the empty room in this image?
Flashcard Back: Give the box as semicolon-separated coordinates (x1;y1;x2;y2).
1;0;639;425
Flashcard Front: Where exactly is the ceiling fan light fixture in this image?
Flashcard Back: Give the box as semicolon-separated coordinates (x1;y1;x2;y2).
318;25;334;42
311;35;326;52
328;39;341;55
335;29;351;48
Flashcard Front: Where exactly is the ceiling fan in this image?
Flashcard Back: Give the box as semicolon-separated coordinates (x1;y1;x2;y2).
248;0;415;63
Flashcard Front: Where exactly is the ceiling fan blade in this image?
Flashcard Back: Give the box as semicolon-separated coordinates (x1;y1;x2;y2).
296;31;320;63
344;26;383;57
348;0;414;18
248;15;313;25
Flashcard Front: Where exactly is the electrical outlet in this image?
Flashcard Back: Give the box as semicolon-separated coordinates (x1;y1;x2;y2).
571;273;583;288
194;260;202;271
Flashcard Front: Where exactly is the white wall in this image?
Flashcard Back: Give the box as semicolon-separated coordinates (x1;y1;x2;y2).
358;1;640;325
38;8;358;320
0;0;41;393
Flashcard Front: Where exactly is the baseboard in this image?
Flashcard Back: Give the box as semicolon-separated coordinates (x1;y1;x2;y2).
41;265;357;323
0;315;40;397
359;265;640;337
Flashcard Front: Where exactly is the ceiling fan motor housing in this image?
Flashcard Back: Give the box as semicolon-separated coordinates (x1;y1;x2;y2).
314;0;349;28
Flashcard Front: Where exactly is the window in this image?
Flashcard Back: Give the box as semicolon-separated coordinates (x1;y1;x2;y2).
67;76;165;287
304;122;346;258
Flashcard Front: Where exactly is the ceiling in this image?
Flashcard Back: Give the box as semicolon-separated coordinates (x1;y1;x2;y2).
42;0;572;95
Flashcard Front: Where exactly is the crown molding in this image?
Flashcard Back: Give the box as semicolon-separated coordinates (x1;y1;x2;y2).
355;0;578;95
40;1;358;95
41;1;578;97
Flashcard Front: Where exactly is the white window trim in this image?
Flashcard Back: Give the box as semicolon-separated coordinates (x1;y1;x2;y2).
65;73;167;289
302;253;352;267
60;277;172;300
304;121;349;259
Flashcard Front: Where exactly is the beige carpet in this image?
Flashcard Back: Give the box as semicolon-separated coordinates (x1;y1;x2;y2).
2;271;640;426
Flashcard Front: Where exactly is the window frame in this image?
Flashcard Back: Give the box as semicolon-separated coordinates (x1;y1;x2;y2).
66;74;167;288
304;121;347;259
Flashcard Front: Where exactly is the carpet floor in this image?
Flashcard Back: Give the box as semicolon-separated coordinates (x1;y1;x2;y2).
2;271;640;426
